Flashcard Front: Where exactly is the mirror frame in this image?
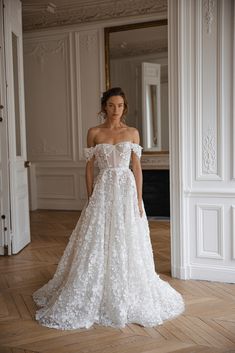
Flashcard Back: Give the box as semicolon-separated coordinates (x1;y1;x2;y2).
104;19;168;155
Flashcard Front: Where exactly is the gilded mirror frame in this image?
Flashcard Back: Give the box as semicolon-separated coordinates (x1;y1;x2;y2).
104;19;168;155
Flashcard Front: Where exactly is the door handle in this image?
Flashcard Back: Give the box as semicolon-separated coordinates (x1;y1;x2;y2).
24;161;31;168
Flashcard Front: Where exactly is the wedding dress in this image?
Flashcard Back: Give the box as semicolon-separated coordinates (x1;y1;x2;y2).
33;141;184;330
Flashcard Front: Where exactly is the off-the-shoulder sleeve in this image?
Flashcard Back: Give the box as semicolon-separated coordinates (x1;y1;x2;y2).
131;143;143;159
84;146;95;161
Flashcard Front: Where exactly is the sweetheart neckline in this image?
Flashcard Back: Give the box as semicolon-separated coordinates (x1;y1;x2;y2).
94;141;134;147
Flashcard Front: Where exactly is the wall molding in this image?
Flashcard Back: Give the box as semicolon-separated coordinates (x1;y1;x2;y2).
196;0;223;181
185;189;235;198
22;0;167;32
233;2;235;179
232;206;235;260
36;173;77;200
24;32;77;162
169;0;234;283
203;0;216;35
190;263;235;283
196;203;224;260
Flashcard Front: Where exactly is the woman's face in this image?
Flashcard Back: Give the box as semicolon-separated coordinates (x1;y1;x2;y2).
105;95;125;120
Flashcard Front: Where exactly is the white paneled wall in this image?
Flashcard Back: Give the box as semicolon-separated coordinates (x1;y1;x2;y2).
24;0;235;282
24;29;102;209
169;0;235;283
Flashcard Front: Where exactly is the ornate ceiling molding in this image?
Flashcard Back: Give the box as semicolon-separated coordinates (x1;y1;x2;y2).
22;0;167;31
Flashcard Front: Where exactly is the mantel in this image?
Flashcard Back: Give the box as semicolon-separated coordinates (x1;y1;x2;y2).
141;153;169;170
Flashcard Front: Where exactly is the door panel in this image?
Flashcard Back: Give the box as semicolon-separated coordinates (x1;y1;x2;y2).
3;0;31;254
0;0;10;255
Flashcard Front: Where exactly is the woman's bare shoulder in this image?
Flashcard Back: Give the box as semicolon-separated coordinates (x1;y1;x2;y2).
88;123;106;133
87;124;106;146
87;124;105;134
126;126;140;143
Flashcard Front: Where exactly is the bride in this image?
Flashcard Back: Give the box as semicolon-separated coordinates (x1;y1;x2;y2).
33;87;185;330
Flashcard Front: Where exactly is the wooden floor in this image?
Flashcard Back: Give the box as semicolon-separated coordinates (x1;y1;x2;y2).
0;210;235;353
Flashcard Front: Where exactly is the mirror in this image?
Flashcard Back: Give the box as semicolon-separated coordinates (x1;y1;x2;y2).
105;19;168;153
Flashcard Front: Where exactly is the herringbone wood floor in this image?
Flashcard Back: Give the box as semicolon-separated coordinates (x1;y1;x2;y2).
0;210;235;353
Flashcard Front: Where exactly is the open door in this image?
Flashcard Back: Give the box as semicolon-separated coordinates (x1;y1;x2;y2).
0;0;10;255
3;0;31;254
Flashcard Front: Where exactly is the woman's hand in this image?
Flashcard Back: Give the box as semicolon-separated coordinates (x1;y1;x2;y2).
138;200;143;217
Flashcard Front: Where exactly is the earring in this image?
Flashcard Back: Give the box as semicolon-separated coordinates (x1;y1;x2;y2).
98;111;106;122
121;114;126;123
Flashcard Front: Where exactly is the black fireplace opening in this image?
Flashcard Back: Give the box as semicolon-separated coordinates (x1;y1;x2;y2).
142;170;170;218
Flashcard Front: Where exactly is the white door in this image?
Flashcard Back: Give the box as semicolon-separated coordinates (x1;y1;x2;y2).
0;0;10;255
3;0;31;254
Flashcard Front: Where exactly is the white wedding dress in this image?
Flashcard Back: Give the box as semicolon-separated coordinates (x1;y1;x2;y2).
33;141;184;330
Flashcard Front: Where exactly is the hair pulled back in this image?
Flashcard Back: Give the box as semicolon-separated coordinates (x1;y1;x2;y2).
100;87;128;119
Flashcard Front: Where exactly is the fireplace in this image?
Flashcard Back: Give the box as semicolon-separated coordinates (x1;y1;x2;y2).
142;170;170;218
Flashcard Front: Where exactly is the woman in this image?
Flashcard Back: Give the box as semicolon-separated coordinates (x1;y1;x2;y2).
33;87;184;330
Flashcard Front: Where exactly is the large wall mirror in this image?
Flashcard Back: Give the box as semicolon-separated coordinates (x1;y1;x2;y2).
105;19;168;153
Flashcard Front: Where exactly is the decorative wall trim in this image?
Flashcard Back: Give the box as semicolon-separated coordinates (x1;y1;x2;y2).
24;39;65;69
37;173;77;200
168;0;190;279
185;189;235;198
75;29;101;161
22;0;167;32
202;127;216;174
203;0;215;34
190;263;235;283
168;0;234;283
74;31;83;162
196;203;224;259
24;33;77;162
31;138;67;156
232;206;235;260
80;33;97;53
233;2;235;180
196;0;223;181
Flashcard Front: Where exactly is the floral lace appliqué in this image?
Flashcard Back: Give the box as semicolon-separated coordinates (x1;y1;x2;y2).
33;141;184;330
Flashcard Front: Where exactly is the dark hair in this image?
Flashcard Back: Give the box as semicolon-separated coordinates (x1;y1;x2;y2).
100;87;128;119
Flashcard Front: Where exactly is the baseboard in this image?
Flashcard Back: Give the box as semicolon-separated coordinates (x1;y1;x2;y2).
171;265;190;280
190;264;235;284
37;200;84;210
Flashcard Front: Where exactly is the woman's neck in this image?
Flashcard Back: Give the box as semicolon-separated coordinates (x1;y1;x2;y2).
104;118;124;129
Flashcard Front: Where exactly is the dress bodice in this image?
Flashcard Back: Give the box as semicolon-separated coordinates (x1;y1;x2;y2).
84;141;143;170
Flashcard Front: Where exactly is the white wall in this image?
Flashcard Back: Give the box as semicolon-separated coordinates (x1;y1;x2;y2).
23;14;167;210
24;0;235;282
169;0;235;283
24;28;104;210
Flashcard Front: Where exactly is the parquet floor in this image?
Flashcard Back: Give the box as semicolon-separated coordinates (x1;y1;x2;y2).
0;210;235;353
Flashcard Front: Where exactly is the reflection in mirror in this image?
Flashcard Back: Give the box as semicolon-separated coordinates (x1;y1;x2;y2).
105;20;168;153
147;85;158;147
142;62;162;151
150;85;158;145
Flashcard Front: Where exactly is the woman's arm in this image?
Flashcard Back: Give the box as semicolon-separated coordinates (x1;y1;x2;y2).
131;129;143;217
85;128;96;199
